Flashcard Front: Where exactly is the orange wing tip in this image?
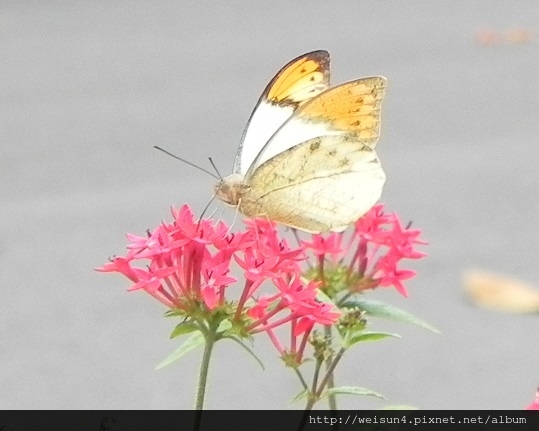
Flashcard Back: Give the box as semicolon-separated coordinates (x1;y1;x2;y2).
463;269;539;314
266;51;330;105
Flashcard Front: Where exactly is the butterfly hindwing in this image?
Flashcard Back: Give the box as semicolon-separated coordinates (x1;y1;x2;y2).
239;134;386;233
246;76;386;177
234;50;331;175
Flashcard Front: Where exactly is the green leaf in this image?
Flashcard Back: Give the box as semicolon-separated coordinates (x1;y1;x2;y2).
290;389;309;404
225;336;265;370
169;322;198;339
324;386;386;400
380;405;418;410
217;319;232;332
342;299;440;333
163;309;185;318
155;332;204;370
214;319;234;338
344;331;400;348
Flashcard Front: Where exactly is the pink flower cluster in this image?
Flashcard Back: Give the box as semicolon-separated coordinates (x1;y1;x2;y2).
97;204;426;362
301;204;427;297
526;387;539;410
97;206;341;363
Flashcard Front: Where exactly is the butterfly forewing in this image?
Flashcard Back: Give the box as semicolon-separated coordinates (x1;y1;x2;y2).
246;76;386;177
295;77;386;145
234;50;331;175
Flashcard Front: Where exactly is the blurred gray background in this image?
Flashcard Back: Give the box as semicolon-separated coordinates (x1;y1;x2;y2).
1;0;538;410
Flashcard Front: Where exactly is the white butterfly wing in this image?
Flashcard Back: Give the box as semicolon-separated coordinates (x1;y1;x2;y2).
240;134;386;233
233;50;330;175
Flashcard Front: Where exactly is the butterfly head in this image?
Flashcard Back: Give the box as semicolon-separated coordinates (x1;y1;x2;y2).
214;174;249;207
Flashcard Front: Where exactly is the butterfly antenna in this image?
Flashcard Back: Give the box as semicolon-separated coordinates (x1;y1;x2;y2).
208;157;223;180
153;146;219;179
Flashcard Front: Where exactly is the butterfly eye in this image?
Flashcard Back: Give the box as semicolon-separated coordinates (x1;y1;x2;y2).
214;180;244;207
214;181;228;197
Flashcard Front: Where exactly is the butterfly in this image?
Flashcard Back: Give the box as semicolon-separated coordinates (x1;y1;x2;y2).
214;50;387;233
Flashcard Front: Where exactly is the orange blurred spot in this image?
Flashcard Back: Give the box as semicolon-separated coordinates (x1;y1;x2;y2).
475;29;500;45
463;269;539;314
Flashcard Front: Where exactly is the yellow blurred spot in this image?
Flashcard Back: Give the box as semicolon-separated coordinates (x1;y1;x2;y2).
506;28;534;44
463;270;539;314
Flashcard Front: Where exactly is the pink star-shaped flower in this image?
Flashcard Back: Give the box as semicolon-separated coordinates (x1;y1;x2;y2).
373;253;416;297
385;218;428;259
302;233;343;257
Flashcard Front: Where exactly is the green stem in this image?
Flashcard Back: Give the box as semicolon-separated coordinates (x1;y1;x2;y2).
300;349;345;431
310;358;322;396
193;324;218;430
303;358;323;411
304;394;316;411
316;348;346;399
294;365;317;431
338;291;353;307
324;325;338;411
293;367;310;392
